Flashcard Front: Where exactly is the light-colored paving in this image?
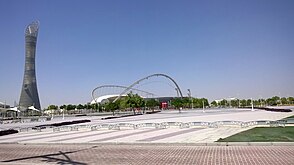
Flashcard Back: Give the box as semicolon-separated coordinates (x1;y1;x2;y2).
0;108;293;144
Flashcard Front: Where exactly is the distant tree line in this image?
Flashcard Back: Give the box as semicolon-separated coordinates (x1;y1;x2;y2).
46;95;294;113
46;93;209;114
210;96;294;108
46;92;160;115
170;97;209;109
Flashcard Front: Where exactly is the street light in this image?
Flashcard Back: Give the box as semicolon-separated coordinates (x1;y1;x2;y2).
251;98;254;111
175;88;179;97
202;100;205;113
187;89;193;109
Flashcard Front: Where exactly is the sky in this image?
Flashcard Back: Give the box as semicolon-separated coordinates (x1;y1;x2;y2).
0;0;294;108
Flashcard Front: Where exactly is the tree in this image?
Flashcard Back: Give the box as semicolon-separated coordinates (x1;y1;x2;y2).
230;99;239;107
125;92;145;114
246;99;252;106
266;96;280;106
105;102;119;116
60;105;66;110
201;98;209;107
220;99;227;107
47;105;58;115
84;103;92;110
171;98;183;110
281;97;288;105
74;104;84;113
66;104;76;110
266;98;273;106
192;98;202;108
240;99;246;107
258;99;266;107
211;101;218;107
119;98;128;110
47;105;58;110
146;99;160;111
77;104;84;110
182;97;191;108
288;97;294;105
253;100;260;107
271;96;280;106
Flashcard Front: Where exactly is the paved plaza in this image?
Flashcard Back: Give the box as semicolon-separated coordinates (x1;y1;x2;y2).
1;108;294;164
0;109;293;144
0;144;293;165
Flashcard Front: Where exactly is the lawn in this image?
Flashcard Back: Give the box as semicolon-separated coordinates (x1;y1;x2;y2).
217;127;294;142
285;115;294;119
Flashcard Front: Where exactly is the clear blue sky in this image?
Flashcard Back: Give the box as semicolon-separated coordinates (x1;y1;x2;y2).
0;0;293;108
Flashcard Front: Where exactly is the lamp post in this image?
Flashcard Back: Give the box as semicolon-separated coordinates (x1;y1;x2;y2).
202;100;205;113
175;88;179;97
62;109;65;120
251;98;254;111
187;89;193;109
51;109;54;120
4;101;6;118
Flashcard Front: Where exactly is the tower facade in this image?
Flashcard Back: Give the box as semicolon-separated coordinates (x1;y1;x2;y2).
19;21;41;110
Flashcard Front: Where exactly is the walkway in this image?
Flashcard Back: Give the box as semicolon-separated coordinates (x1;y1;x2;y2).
0;127;252;144
0;109;293;144
0;144;293;165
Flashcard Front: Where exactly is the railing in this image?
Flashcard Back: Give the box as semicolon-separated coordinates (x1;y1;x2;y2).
3;120;289;133
53;125;79;132
240;120;286;128
0;117;51;124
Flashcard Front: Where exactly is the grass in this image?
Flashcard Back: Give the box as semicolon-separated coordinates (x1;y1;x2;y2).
285;115;294;119
217;127;294;142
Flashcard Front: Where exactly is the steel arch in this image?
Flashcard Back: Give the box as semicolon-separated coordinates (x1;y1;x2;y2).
113;73;183;102
91;85;155;104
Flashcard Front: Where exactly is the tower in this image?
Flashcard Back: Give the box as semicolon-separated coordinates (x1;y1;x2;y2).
19;21;41;110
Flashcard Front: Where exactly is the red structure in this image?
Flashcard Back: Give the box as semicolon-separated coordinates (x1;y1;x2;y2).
160;102;168;109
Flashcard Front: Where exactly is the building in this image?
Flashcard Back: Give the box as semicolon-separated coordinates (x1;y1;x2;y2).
91;94;125;104
19;21;41;110
0;102;10;109
91;95;176;109
214;97;237;104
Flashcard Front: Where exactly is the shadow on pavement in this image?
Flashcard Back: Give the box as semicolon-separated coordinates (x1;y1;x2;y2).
1;146;98;165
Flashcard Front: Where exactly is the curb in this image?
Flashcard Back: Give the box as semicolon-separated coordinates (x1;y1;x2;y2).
4;142;294;146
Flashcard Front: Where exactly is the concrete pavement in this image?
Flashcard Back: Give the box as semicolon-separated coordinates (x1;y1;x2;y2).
0;108;293;144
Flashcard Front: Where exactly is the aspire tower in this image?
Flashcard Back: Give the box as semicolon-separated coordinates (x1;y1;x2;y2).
19;21;41;110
